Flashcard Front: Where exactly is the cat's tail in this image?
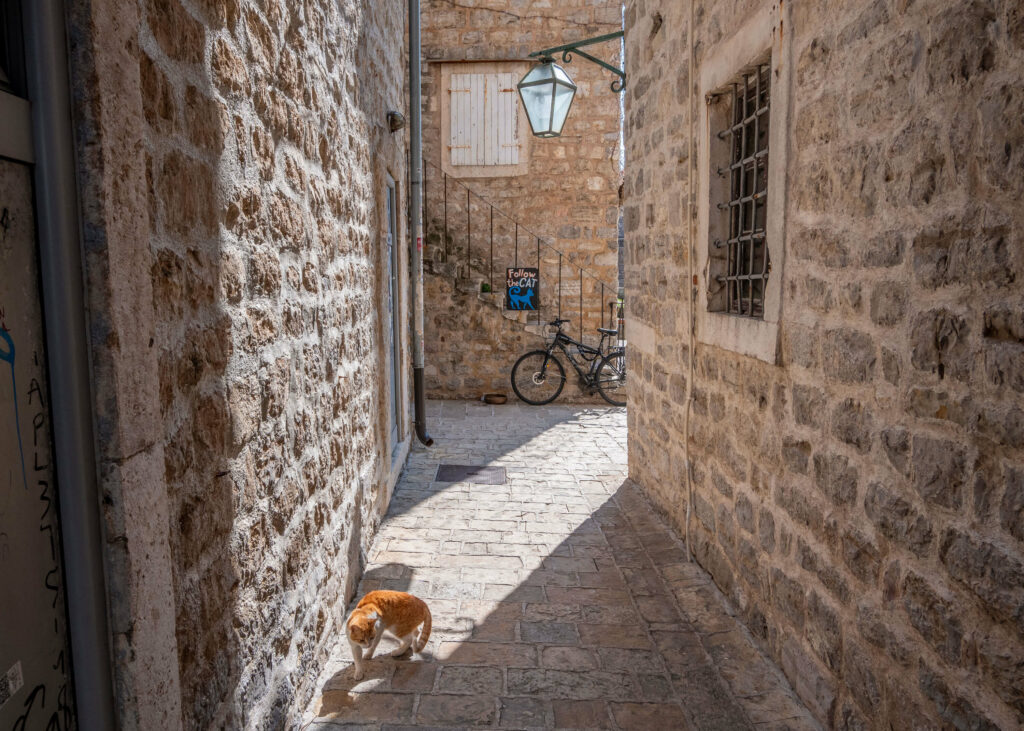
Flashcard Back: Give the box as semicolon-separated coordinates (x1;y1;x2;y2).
415;604;432;653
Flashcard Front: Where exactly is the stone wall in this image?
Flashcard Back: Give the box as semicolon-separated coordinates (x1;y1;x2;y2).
624;0;1024;727
423;275;608;403
67;0;410;727
420;0;623;400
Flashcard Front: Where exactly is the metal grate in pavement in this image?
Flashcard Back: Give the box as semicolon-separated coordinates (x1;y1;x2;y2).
434;464;506;484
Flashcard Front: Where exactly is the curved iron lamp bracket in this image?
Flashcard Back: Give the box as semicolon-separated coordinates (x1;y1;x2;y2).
529;30;625;93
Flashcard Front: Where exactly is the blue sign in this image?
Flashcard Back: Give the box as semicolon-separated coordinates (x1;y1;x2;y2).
506;267;539;310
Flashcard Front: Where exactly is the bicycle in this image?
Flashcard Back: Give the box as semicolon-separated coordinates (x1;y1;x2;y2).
511;319;626;407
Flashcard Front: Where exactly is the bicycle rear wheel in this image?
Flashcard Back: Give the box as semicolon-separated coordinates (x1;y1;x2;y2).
595;350;626;407
511;350;566;405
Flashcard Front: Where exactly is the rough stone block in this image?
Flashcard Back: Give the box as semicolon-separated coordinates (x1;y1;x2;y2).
415;694;497;726
823;329;876;383
938;528;1024;633
798;540;850;605
771;568;806;630
902;572;963;664
841;526;883;585
880;427;910;476
860;230;905;268
842;641;882;715
830;399;873;453
609;702;688;730
782;438;812;474
855;604;912;667
863;482;933;557
1000;466;1024;543
917;661;999;731
813;452;858;507
780;637;836;723
911;436;967;509
803;593;842;676
437;666;503;695
909;308;971;381
869;282;908;326
735;494;755;534
499;696;548;728
552;699;613;728
792;384;826;428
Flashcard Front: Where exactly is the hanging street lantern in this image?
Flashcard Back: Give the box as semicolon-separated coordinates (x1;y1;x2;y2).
519;30;626;139
517;59;578;139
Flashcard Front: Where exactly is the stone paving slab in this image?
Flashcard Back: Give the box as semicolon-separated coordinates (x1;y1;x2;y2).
301;401;818;730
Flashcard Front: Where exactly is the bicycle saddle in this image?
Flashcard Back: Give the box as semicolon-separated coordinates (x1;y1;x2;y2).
597;327;619;335
550;319;570;327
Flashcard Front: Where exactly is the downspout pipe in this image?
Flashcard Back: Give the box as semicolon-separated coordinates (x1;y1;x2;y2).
409;0;433;446
23;1;117;728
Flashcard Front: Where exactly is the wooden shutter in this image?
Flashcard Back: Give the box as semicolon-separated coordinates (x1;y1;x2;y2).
490;72;519;165
450;71;520;167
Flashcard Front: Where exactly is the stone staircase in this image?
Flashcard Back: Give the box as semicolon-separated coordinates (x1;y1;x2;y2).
425;249;553;339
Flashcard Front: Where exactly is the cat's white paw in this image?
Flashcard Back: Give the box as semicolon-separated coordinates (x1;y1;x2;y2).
391;647;410;658
352;667;364;680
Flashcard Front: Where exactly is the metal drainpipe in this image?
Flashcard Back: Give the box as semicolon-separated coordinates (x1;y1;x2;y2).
23;1;117;727
409;0;433;446
23;2;118;724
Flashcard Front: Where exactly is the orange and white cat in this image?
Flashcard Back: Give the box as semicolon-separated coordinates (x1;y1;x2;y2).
346;590;432;679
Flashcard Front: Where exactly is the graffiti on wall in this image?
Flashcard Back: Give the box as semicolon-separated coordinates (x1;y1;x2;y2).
1;160;74;729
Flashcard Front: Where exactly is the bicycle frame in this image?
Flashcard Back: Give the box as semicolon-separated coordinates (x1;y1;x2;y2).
542;327;615;389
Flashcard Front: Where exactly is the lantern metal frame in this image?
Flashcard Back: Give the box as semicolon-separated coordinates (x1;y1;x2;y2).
528;30;626;93
516;59;578;138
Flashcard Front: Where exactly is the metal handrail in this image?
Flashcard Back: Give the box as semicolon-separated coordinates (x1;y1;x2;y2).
422;158;624;345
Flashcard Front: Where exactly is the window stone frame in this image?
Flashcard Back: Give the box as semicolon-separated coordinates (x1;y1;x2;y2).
696;1;791;364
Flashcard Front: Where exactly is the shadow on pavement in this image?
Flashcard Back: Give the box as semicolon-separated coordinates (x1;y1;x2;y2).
306;471;815;730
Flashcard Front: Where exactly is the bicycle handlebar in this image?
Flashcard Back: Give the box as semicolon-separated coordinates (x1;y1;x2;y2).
549;319;570;327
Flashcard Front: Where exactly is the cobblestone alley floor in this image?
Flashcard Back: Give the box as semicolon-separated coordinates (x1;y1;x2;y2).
302;401;818;730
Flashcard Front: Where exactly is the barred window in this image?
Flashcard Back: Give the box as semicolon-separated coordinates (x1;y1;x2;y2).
707;63;771;319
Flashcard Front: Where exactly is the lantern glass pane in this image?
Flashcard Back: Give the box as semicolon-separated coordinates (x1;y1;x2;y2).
550;82;575;135
553;64;573;85
522;63;554;84
520;83;553;133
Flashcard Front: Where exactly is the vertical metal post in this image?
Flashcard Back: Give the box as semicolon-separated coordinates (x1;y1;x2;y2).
514;221;518;268
422;157;427;255
558;253;562;319
601;283;605;328
579;269;583;342
536;237;541;327
728;82;738;313
745;71;753;315
758;65;770;308
617;288;625;342
409;0;432;446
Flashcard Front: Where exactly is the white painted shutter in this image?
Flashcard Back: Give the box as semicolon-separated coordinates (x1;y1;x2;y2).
450;71;520;166
449;73;477;166
491;72;520;165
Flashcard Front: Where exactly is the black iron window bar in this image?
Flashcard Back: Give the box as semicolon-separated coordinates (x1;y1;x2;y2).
715;64;770;319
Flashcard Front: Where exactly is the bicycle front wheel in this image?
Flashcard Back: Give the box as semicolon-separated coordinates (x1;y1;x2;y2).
595;350;626;407
511;350;566;405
